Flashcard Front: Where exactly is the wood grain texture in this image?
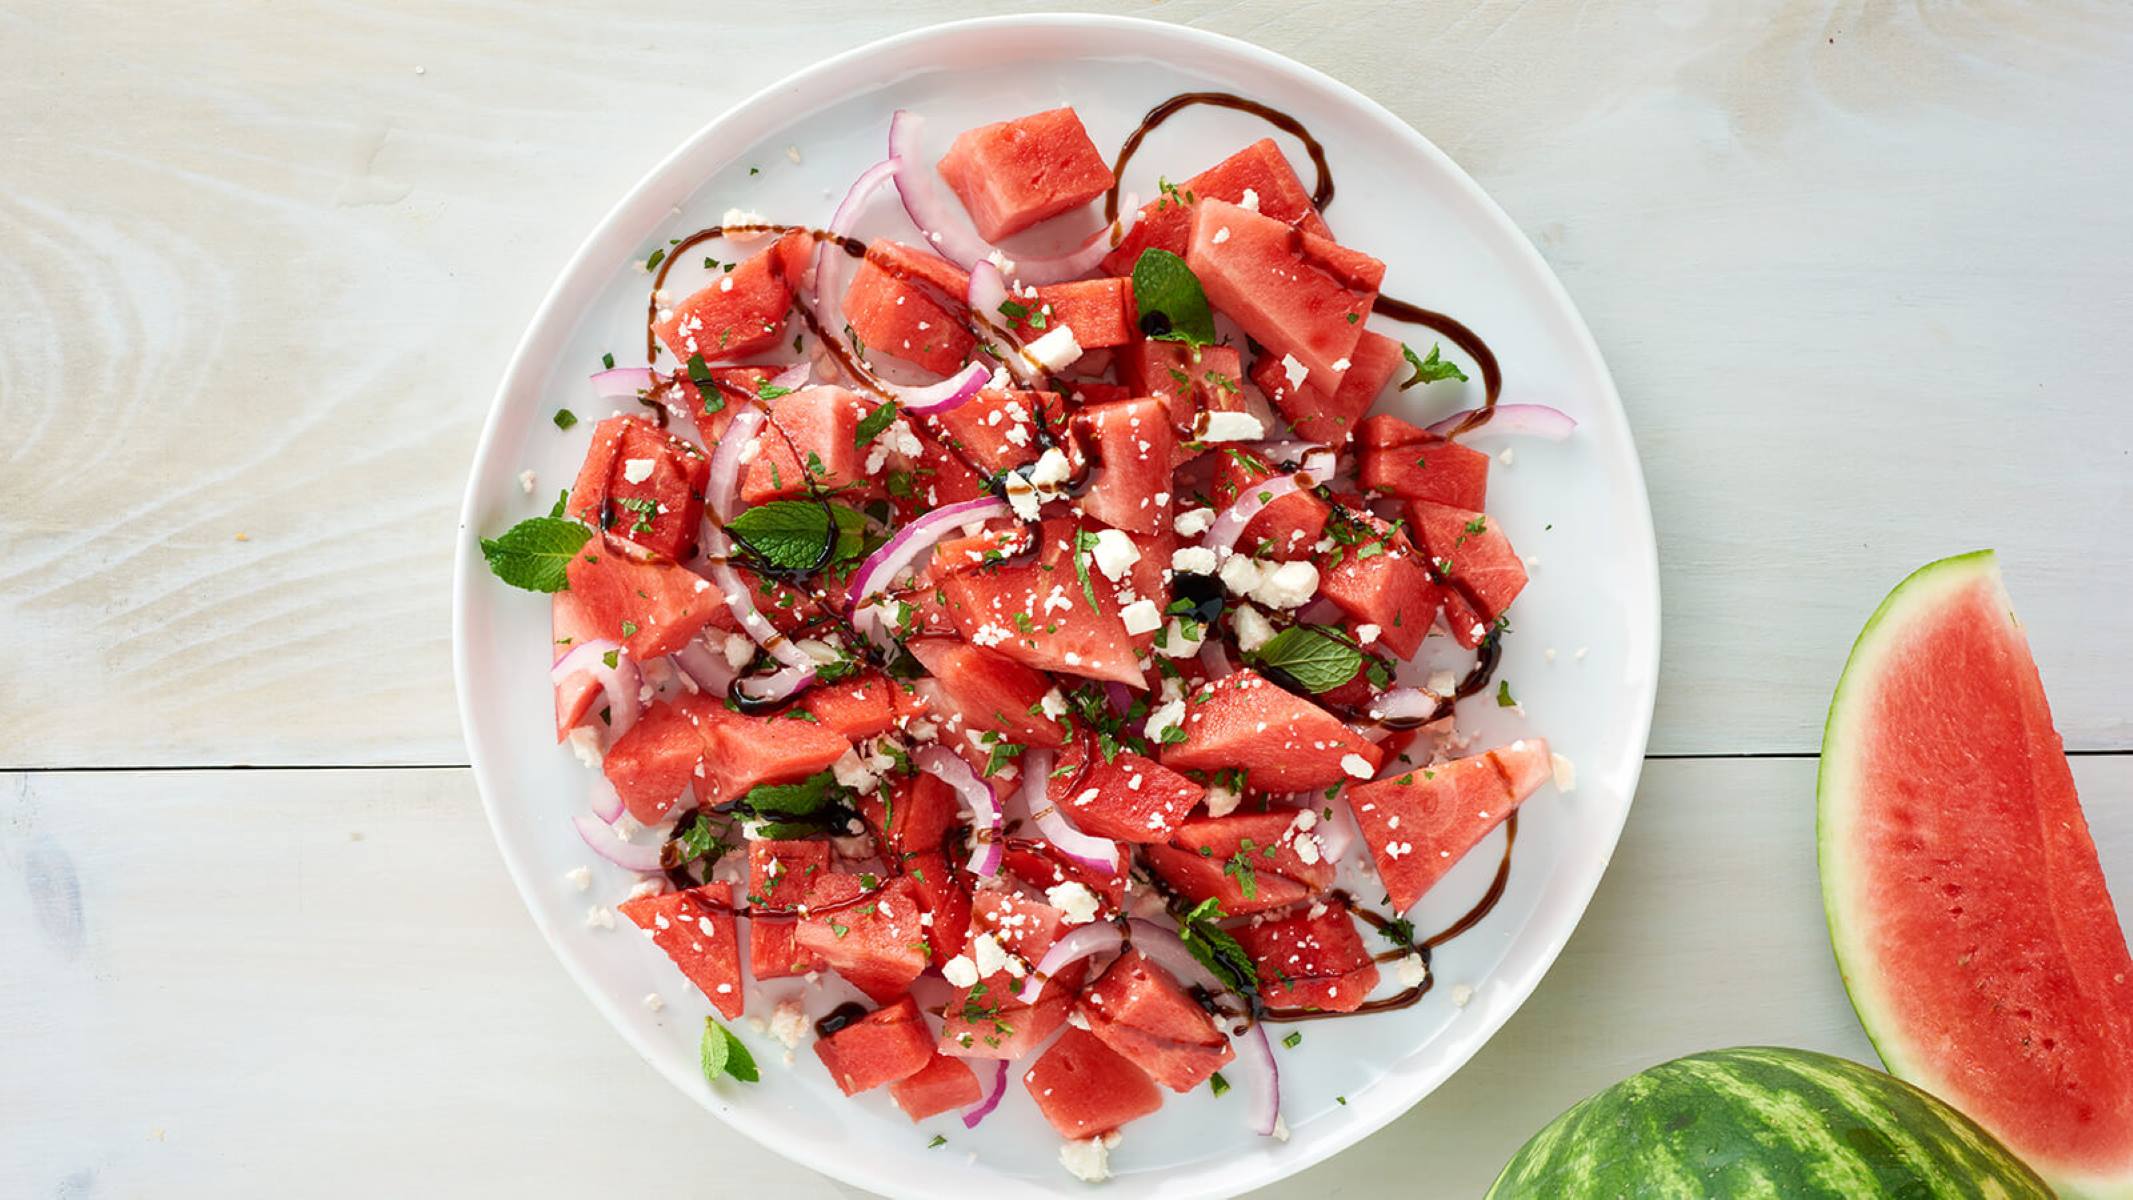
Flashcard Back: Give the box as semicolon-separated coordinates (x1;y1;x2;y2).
8;759;2126;1197
0;0;2127;768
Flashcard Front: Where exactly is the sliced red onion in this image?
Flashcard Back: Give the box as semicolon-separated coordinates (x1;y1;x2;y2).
915;745;1002;877
1368;686;1440;723
1022;748;1122;877
731;661;818;706
767;361;812;392
965;261;1045;388
589;366;657;406
1203;475;1306;555
1426;403;1577;441
1020;922;1125;1004
1199;637;1234;681
704;407;765;524
1234;1019;1282;1137
847;496;1013;648
587;774;625;824
572;812;662;872
552;639;642;741
888;110;1139;285
672;634;740;696
888;361;991;414
1103;682;1132;717
1125;918;1231;997
962;1061;1010;1130
812;157;899;344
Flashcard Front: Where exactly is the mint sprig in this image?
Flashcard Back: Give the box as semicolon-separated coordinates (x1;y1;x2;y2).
479;517;592;593
1130;249;1216;348
1399;342;1468;388
1249;625;1362;694
699;1017;759;1084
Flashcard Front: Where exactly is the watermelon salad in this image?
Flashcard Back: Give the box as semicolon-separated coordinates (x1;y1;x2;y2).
479;97;1579;1181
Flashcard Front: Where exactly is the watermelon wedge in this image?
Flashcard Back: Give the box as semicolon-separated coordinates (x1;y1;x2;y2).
1820;550;2133;1199
1346;739;1553;913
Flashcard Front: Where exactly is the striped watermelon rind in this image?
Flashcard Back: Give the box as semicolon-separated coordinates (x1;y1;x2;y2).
1486;1046;2052;1199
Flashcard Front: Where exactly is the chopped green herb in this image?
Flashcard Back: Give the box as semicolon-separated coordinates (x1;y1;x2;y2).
757;381;794;401
478;516;593;593
927;1134;948;1149
601;352;616;370
1282;1031;1303;1049
645;248;666;271
1399;342;1469;388
552;408;579;431
1072;529;1102;609
1209;1072;1231;1097
1497;680;1518;708
854;400;899;449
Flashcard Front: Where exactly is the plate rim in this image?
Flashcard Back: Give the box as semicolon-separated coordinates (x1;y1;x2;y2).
452;12;1660;1197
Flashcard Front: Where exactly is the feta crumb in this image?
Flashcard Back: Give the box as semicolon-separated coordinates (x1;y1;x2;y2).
643;992;666;1012
1451;983;1475;1008
1500;447;1516;466
585;906;615;930
518;468;537;494
1551;752;1577;793
1250;560;1319;609
721;208;769;239
1231;603;1275;652
720;630;754;669
785;144;802;163
1143;699;1187;745
1239;187;1261;212
1037;687;1069;721
1029;447;1072;488
1170;546;1218;575
1173;507;1216;537
1218;552;1263;597
1394;953;1429;988
831;746;880;793
1194;410;1265;442
1157;618;1204;657
565;866;591;891
566;726;605;768
1060;1136;1112;1183
1120;598;1162;636
942;954;980;988
1004;476;1043;522
1212;226;1232;245
1046;881;1101;925
1089;528;1141;580
622;458;655;484
1426;669;1457;696
1280;354;1308;388
1272;1114;1291;1142
1024;325;1083;372
1355;623;1381;645
1340;753;1375;779
1204;782;1242;818
768;999;809;1048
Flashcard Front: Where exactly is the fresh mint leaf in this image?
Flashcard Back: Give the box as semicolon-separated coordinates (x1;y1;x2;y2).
854;400;899;449
548;489;569;519
1130;249;1216;348
727;501;833;570
479;517;592;593
552;408;579;430
686;353;724;414
1250;625;1362;694
1073;529;1102;609
1399;342;1468;388
738;769;845;820
757;381;794;401
1175;898;1258;999
699;1017;758;1083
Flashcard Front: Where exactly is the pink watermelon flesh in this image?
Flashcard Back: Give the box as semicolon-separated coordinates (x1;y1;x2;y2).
1078;950;1235;1092
1821;551;2133;1195
936;106;1115;241
814;995;937;1095
1185;198;1382;394
1161;667;1382;790
907;637;1069;749
1101;137;1330;276
1022;1026;1165;1138
1345;739;1553;913
1232;903;1381;1012
617;883;743;1020
888;1052;984;1121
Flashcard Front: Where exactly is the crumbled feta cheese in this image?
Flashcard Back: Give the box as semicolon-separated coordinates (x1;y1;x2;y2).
1194;410;1265;442
565;866;591;891
1029;448;1073;489
1218;553;1264;597
643;991;666;1012
721;208;769;239
1047;881;1101;925
1024;325;1083;372
585;906;615;930
1500;447;1516;466
1004;475;1043;521
1341;753;1375;779
1250;560;1320;610
1426;669;1458;696
1272;1115;1291;1142
1060;1136;1113;1183
942;954;980;989
1212;226;1232;245
1551;752;1577;793
1037;687;1069;721
1089;528;1141;581
1173;507;1216;537
566;725;605;768
1331;356;1351;373
1143;699;1187;745
1204;782;1242;817
1120;598;1162;636
719;630;755;669
970;931;1013;978
768;999;809;1048
1238;188;1261;212
1293;832;1322;865
1170;546;1218;575
518;468;537;494
622;458;655;484
1355;623;1381;645
831;746;880;792
1231;603;1276;652
1158;618;1204;657
1394;953;1429;988
1451;983;1475;1008
1280;354;1308;388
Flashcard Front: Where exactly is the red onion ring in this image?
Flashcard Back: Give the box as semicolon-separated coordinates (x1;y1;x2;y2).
1425;403;1577;441
914;745;1002;877
847;497;1013;649
1021;922;1126;1004
964;261;1047;388
672;633;740;696
1102;682;1132;717
1198;637;1234;681
767;361;812;392
1123;918;1230;997
961;1061;1010;1130
1234;1019;1282;1137
1367;686;1440;723
1202;475;1307;556
572;812;662;872
587;774;625;824
887;110;1140;285
704;408;766;524
552;639;643;741
812;158;899;344
589;366;657;406
1021;748;1123;877
885;361;993;414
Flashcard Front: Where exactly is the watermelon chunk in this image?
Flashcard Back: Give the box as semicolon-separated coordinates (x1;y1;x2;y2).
1161;668;1381;790
1408;501;1527;648
814;995;936;1095
1820;552;2133;1197
863;238;971;298
1346;739;1552;913
902;850;973;964
567;416;710;562
1003;839;1129;913
890;426;990;524
747;838;830;979
1121;340;1248;431
1145;807;1336;916
1076;396;1176;535
1316;511;1443;659
1185;198;1382;394
1358;413;1490;510
675;364;775;446
1250;328;1403;445
906;638;1068;748
695;709;849;806
554;545;725;665
1101;138;1330;276
793;670;900;740
796;875;930;1004
1007;278;1134;349
1232;904;1380;1012
843;257;975;377
940;985;1072;1060
888;1052;984;1121
936;107;1115;241
741;386;875;504
1077;949;1235;1092
617;883;743;1019
971;890;1078;973
859;769;961;861
602;694;718;823
927;388;1062;475
938;519;1144;687
1049;745;1204;843
1212;447;1330;563
1023;1027;1164;1139
653;232;807;363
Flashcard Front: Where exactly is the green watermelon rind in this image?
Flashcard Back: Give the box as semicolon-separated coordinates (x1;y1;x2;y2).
1484;1046;2052;1199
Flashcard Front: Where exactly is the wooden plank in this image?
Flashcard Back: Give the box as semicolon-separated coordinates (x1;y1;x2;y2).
0;3;2127;770
8;758;2125;1195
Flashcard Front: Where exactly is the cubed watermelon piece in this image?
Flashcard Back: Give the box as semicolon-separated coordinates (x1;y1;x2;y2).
794;671;900;739
749;918;815;980
1050;745;1205;843
843;257;975;377
696;709;850;806
746;837;831;978
972;891;1078;972
938;519;1144;687
1161;668;1381;790
940;985;1072;1060
1186;198;1382;395
1078;949;1235;1092
1357;414;1489;510
1163;808;1337;910
1121;340;1248;431
603;694;718;823
1076;396;1176;535
568;416;710;562
1144;842;1308;916
859;770;962;861
906;638;1068;748
740;386;875;504
863;238;971;298
1023;1027;1165;1138
902;850;973;964
554;545;725;667
1250;328;1403;445
1346;739;1552;912
796;875;930;1004
1003;840;1129;912
890;426;991;525
617;883;743;1019
936;107;1116;241
814;995;937;1095
1407;501;1526;648
1316;512;1443;659
1064;380;1134;406
1101;138;1330;276
1232;904;1380;1012
927;388;1063;475
1007;278;1134;349
889;1052;985;1121
654;232;807;363
1211;447;1330;563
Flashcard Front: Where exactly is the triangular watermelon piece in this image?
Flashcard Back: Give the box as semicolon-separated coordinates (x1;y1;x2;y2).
602;694;720;823
1049;745;1205;844
938;519;1144;687
1022;1027;1164;1139
1345;739;1553;912
795;875;929;1005
1231;903;1380;1012
907;638;1068;748
618;883;743;1019
1078;949;1234;1092
1161;668;1381;790
888;1052;984;1121
1185;198;1382;393
1408;500;1527;648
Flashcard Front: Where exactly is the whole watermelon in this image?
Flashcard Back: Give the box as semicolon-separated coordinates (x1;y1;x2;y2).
1486;1047;2050;1199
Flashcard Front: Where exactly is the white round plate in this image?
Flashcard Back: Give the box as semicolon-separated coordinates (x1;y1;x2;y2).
455;14;1658;1199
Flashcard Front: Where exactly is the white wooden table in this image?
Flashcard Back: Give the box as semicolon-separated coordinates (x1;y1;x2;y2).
6;2;2130;1195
